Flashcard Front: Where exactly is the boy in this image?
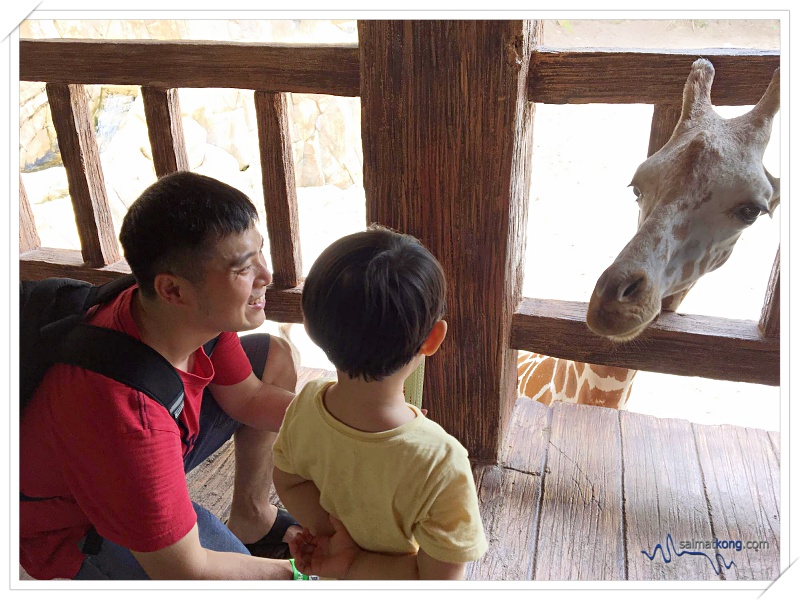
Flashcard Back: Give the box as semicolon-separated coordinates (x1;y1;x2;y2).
272;226;487;579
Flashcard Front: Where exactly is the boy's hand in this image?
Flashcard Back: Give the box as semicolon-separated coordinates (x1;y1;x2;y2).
289;516;360;579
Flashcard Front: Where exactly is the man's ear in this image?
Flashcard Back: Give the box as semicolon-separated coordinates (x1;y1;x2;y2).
420;320;448;357
152;273;189;306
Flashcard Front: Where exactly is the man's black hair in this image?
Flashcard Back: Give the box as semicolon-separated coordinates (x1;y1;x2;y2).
119;171;259;296
302;225;447;382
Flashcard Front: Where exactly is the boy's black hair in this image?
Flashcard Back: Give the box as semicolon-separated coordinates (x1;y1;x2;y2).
119;171;259;296
302;225;447;382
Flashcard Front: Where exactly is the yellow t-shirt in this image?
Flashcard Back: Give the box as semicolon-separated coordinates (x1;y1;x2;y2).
272;378;488;564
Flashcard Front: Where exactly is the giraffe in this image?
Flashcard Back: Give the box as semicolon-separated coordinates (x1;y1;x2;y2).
519;58;780;409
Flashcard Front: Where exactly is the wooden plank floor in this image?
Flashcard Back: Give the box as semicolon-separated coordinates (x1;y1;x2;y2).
20;371;778;582
467;398;780;581
186;366;780;581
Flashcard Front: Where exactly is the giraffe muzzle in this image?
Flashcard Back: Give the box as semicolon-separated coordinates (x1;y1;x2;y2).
586;266;661;341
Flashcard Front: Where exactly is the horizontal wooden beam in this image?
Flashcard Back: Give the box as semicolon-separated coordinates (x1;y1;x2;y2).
20;248;130;284
20;39;361;96
511;298;779;386
529;47;780;105
22;41;778;107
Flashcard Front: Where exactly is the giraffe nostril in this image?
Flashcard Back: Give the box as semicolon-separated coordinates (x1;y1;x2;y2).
619;275;644;301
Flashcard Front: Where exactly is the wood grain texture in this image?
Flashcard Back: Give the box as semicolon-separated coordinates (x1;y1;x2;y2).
20;249;130;283
263;284;303;323
759;249;780;338
359;20;540;461
621;412;718;580
648;104;682;157
465;396;548;580
511;298;779;386
465;465;541;581
693;424;780;580
501;396;551;473
22;39;360;96
45;83;120;266
768;431;780;463
19;176;41;252
141;86;189;177
529;48;780;105
255;91;302;288
534;402;625;580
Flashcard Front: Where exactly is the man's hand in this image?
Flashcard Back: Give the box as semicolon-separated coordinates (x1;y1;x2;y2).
289;516;360;579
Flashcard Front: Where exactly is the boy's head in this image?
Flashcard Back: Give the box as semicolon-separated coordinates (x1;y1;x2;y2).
302;226;447;382
120;171;259;297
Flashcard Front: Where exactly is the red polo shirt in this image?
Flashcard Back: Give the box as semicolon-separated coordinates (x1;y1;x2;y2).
19;285;252;579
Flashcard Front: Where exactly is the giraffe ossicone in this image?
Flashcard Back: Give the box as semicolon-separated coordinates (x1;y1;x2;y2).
519;58;780;409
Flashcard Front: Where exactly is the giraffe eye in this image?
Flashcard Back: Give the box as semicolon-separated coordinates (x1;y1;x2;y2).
631;186;642;201
734;204;767;225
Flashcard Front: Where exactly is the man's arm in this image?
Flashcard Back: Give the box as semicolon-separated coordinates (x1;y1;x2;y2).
209;372;294;432
131;523;293;580
273;466;335;537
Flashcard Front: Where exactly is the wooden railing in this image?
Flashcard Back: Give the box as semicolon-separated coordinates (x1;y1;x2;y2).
19;31;781;463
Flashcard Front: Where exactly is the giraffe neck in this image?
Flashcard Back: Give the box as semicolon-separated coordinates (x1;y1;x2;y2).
517;295;689;410
518;353;637;410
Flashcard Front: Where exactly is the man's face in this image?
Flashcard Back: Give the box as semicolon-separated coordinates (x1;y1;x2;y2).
190;225;272;333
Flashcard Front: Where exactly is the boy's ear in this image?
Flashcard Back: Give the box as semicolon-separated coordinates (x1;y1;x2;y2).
420;320;448;357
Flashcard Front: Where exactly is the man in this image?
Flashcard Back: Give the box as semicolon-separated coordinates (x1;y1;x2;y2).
20;171;302;579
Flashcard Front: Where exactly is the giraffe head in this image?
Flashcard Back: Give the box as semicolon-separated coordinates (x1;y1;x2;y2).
586;58;780;342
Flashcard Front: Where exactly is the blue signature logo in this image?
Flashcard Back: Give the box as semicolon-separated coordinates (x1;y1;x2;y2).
642;533;736;575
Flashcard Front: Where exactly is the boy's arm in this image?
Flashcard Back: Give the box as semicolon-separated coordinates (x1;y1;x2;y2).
344;548;465;580
292;516;466;580
416;551;466;580
272;466;335;537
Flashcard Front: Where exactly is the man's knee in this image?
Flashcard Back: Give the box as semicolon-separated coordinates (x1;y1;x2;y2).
264;335;298;391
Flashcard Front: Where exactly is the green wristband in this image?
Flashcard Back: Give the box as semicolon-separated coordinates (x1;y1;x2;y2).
290;558;317;580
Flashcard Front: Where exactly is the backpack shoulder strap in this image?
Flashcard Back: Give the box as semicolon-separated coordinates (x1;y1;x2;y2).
203;335;220;357
89;274;138;308
59;323;186;420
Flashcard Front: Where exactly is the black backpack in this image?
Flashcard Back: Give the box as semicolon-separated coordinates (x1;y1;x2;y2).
19;274;219;422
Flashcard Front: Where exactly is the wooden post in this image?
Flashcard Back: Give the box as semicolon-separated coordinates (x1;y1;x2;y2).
759;249;780;338
358;20;541;461
19;176;41;252
142;86;190;177
46;83;120;266
255;91;302;288
648;104;681;157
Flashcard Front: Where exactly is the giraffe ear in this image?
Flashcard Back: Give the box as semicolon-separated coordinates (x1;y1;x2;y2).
765;167;780;215
678;58;716;124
